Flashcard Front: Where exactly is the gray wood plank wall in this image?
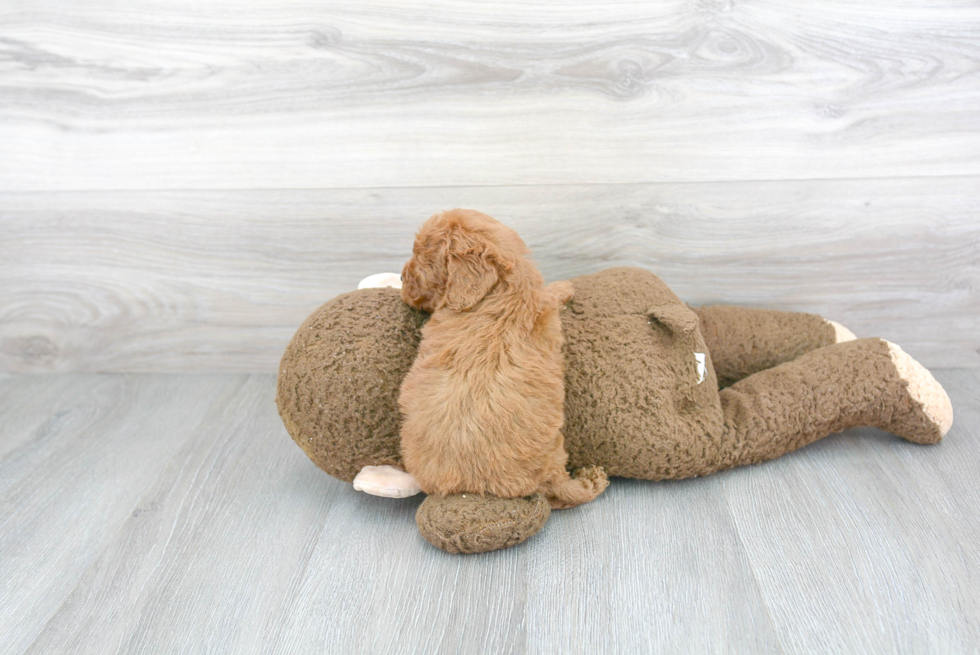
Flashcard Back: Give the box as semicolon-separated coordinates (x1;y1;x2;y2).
2;1;978;372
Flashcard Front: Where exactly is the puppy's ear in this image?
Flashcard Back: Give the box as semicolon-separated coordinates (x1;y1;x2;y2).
399;259;424;308
444;231;500;312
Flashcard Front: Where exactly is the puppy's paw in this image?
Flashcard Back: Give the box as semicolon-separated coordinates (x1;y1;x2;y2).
572;465;609;494
547;466;610;510
546;280;575;305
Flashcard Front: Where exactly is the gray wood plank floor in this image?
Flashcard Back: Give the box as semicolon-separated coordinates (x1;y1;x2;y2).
1;370;978;654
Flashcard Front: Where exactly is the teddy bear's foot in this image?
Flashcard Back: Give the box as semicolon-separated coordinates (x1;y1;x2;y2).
416;493;551;554
352;465;422;498
885;341;953;443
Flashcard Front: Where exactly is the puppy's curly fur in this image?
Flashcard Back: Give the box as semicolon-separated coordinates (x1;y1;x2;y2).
398;209;608;509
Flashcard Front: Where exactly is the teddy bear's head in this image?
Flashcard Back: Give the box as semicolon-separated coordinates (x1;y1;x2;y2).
276;286;423;483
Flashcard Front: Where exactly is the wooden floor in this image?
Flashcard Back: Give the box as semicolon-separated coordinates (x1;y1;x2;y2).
1;369;977;654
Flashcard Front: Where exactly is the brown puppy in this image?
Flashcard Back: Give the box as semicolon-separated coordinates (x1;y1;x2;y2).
398;209;608;509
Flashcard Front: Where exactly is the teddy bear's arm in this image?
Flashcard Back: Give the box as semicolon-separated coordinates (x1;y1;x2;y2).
416;493;551;554
692;305;848;388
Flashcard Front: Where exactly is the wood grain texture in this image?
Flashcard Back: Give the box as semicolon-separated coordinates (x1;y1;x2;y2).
21;375;337;655
723;368;980;653
2;0;977;649
523;476;782;652
1;1;979;190
0;374;247;655
0;374;86;460
2;370;978;654
2;177;977;373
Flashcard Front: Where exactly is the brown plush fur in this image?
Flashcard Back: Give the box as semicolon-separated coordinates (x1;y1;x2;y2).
397;209;608;508
277;268;942;485
415;492;551;554
277;267;950;553
276;286;424;483
693;304;836;388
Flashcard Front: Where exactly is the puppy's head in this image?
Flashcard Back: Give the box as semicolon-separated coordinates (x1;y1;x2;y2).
401;209;527;313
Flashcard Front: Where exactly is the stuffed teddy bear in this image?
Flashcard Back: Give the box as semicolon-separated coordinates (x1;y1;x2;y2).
276;267;953;554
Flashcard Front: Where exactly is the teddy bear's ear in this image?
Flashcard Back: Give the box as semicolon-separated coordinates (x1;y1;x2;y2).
444;231;500;312
648;303;699;335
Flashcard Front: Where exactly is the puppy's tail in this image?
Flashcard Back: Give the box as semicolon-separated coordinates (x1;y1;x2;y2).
540;465;609;510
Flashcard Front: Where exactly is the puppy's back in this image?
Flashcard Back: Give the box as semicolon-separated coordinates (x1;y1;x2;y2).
399;309;566;498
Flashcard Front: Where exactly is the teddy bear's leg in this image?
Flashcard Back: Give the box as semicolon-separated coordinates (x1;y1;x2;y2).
693;305;855;388
715;338;953;470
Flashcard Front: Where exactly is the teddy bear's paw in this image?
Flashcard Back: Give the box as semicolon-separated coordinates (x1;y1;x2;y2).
826;319;857;343
416;493;551;554
352;465;422;498
886;341;953;442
